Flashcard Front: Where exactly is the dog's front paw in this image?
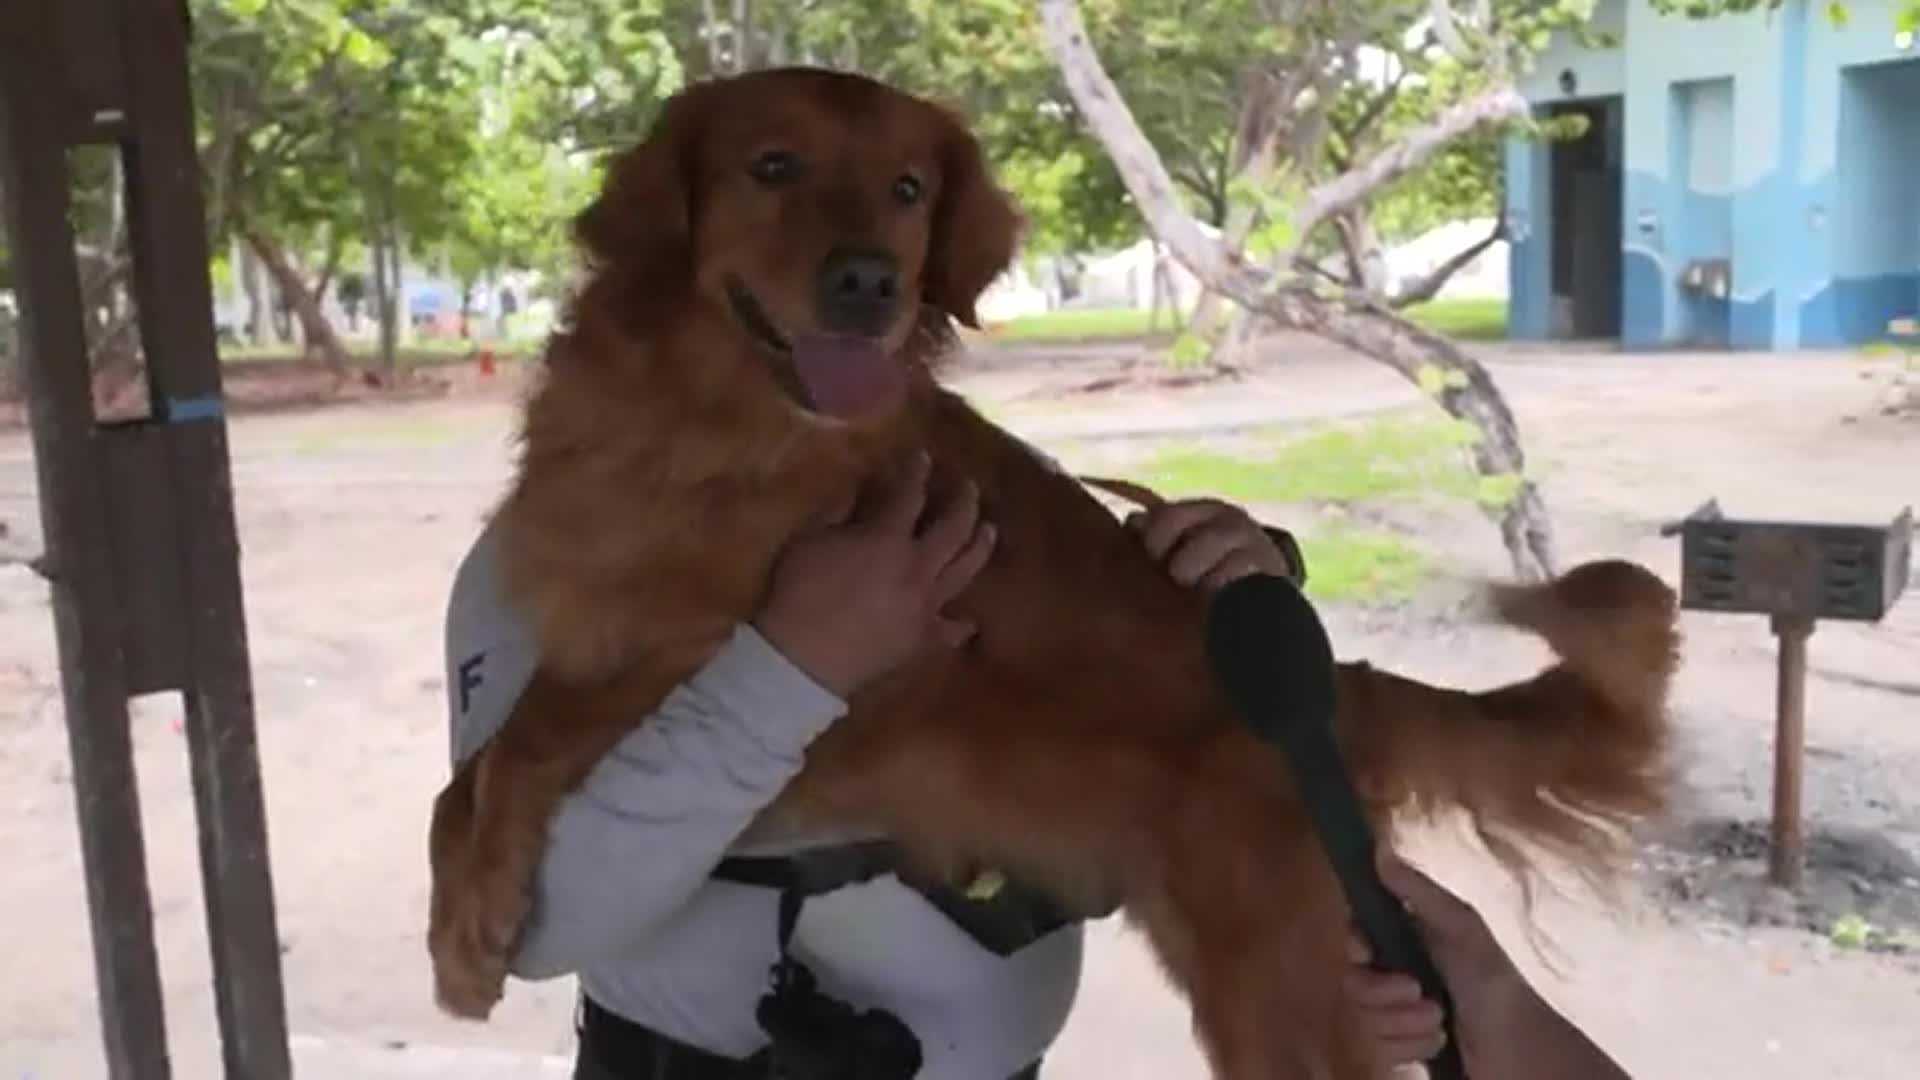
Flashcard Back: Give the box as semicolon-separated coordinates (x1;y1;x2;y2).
427;826;536;1020
429;872;529;1020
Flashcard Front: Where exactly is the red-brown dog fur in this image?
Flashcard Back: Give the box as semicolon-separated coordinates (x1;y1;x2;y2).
427;67;1680;1079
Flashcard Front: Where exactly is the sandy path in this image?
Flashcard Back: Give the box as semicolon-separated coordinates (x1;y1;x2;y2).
1;339;1914;1077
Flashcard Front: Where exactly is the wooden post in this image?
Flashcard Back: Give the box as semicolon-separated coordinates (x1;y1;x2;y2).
0;1;291;1076
1769;614;1814;889
1668;498;1910;893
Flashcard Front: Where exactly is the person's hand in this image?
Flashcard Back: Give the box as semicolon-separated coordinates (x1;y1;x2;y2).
754;452;996;698
1344;852;1521;1077
1125;496;1296;591
1344;852;1631;1080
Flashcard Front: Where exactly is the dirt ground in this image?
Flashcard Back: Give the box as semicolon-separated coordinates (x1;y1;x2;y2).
1;334;1916;1078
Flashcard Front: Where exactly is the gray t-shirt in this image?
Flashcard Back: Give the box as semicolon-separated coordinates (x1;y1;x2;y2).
444;517;1082;1077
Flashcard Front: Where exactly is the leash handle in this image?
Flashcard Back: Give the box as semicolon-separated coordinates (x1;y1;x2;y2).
1203;574;1466;1079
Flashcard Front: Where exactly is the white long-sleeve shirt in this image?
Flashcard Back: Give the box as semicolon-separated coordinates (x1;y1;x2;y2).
444;519;1082;1078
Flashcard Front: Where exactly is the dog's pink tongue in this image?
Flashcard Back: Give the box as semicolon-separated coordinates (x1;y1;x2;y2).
791;335;904;419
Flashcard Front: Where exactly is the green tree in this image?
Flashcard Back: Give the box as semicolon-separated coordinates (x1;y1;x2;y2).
1040;0;1613;581
437;45;602;336
770;0;1142;253
192;0;395;369
189;0;635;373
1656;0;1918;32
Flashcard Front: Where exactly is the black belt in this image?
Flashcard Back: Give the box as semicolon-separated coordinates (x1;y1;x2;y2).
577;995;761;1080
576;995;1042;1080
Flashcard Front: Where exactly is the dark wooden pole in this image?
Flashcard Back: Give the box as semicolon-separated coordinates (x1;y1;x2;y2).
0;5;170;1076
0;0;290;1076
120;2;291;1072
1769;614;1814;889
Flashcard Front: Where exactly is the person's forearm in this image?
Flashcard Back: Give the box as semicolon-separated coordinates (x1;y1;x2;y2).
508;624;845;978
1514;985;1633;1080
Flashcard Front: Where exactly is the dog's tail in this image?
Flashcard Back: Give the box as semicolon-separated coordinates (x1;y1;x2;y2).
1338;559;1682;898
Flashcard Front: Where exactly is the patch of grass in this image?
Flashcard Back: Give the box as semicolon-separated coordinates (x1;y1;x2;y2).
219;344;302;367
286;415;470;454
1295;525;1431;603
1122;413;1480;602
1403;298;1508;342
1831;913;1874;949
979;298;1505;346
987;308;1160;343
1136;413;1481;506
1828;914;1919;954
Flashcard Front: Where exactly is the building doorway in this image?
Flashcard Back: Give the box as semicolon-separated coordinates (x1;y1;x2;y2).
1547;95;1624;340
1831;57;1920;345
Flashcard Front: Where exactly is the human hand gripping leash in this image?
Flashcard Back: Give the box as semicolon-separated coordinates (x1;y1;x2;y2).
1204;573;1468;1080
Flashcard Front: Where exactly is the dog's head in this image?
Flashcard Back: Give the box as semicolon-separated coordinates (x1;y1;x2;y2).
574;67;1024;422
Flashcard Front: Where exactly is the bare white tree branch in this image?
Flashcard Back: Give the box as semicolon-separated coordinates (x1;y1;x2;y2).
1037;0;1556;579
1388;212;1508;308
1291;85;1527;249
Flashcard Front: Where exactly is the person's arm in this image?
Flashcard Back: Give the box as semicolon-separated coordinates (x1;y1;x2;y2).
1342;853;1633;1080
446;530;848;979
510;629;847;978
445;450;995;979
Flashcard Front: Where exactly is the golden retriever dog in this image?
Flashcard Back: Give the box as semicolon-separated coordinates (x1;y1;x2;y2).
427;66;1679;1078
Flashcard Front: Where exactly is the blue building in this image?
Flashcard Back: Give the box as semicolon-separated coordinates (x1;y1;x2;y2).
1506;0;1919;349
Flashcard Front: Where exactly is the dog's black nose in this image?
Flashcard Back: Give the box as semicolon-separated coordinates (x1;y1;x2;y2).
816;249;901;336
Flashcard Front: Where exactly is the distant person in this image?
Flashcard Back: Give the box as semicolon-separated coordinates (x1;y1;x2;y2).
1344;852;1633;1080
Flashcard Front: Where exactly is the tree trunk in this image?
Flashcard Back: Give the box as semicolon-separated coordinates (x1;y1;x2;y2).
240;240;272;345
272;294;294;344
1291;298;1554;578
699;0;725;73
1343;208;1391;295
734;0;757;70
365;184;405;380
385;225;405;375
1146;241;1168;333
1039;0;1554;581
1388;211;1508;308
371;226;400;377
370;227;391;367
243;226;350;374
312;228;344;314
1177;64;1293;365
1210;305;1266;365
0;303;19;399
1184;290;1226;335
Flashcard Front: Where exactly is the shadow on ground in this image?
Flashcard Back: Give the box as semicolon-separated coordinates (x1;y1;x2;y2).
1645;817;1920;956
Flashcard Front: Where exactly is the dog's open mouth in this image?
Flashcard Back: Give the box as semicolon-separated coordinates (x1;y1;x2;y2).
725;277;905;420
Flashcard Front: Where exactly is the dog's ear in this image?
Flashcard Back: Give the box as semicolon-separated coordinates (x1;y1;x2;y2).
572;89;703;304
924;109;1025;329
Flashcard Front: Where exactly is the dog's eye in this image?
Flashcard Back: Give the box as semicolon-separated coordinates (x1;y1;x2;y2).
749;151;800;185
891;174;924;206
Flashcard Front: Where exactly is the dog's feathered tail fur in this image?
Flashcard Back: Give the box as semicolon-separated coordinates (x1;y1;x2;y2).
1344;560;1678;885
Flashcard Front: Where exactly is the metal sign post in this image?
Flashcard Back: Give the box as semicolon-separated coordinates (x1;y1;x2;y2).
0;1;290;1077
1664;499;1913;888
